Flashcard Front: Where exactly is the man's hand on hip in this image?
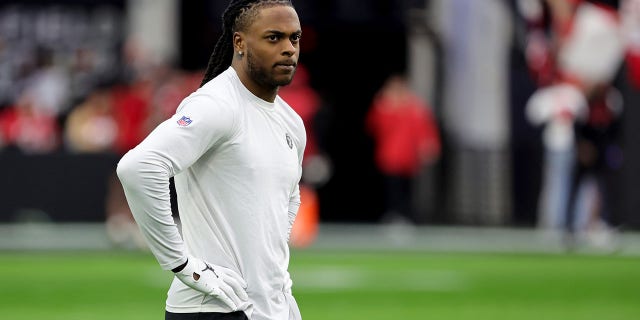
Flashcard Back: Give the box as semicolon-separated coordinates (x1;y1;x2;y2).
174;257;249;310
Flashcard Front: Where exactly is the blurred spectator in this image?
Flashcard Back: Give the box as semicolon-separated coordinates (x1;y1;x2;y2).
62;78;146;248
0;92;60;154
568;85;623;247
64;85;118;153
21;46;71;117
526;83;588;230
110;80;151;155
520;0;625;247
61;82;132;247
366;74;441;224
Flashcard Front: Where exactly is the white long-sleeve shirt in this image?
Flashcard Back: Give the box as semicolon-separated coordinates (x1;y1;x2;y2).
117;67;305;320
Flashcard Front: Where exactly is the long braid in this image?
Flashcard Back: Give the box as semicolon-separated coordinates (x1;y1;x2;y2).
199;0;246;87
200;0;294;87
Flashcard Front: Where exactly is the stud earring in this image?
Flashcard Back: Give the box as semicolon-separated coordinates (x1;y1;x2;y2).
238;51;244;57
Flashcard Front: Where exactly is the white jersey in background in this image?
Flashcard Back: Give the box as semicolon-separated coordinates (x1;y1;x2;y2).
117;67;305;320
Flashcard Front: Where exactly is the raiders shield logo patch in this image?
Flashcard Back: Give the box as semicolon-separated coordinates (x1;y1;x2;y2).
285;133;293;149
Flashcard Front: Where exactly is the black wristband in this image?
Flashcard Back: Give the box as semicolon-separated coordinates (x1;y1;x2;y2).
172;259;188;273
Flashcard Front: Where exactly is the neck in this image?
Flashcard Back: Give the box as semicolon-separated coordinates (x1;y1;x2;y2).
231;64;278;102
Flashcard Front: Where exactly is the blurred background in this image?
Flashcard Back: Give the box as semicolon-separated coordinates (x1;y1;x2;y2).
1;0;640;239
1;1;640;319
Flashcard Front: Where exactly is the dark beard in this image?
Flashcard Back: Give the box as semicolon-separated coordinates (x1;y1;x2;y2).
246;51;295;89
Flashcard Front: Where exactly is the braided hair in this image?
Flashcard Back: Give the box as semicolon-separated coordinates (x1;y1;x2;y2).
200;0;294;87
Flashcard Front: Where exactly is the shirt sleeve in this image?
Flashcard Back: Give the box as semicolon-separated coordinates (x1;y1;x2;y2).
116;94;236;270
287;119;306;243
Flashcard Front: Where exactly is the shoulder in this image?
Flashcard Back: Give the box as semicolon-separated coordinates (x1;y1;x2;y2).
276;96;304;131
170;83;240;135
177;73;241;118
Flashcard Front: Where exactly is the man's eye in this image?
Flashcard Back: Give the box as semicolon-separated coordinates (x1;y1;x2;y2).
291;34;301;42
268;35;279;41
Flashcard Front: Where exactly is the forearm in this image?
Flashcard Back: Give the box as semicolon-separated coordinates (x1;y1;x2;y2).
287;184;301;242
117;148;187;270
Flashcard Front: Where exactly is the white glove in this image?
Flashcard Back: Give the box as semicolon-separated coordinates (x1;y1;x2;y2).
174;257;249;311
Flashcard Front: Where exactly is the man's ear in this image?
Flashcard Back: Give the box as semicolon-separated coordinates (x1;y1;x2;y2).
233;32;245;54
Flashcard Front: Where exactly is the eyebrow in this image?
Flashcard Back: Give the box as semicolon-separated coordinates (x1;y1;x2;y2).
264;29;302;35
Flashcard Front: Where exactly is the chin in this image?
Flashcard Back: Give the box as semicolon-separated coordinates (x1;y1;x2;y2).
273;76;294;87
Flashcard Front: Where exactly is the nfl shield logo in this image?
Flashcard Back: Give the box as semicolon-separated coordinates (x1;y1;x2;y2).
177;116;192;127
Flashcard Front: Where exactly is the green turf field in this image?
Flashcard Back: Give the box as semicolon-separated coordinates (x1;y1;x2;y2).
1;250;639;320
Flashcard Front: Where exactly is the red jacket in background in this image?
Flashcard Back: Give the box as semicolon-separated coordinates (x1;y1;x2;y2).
366;91;440;177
